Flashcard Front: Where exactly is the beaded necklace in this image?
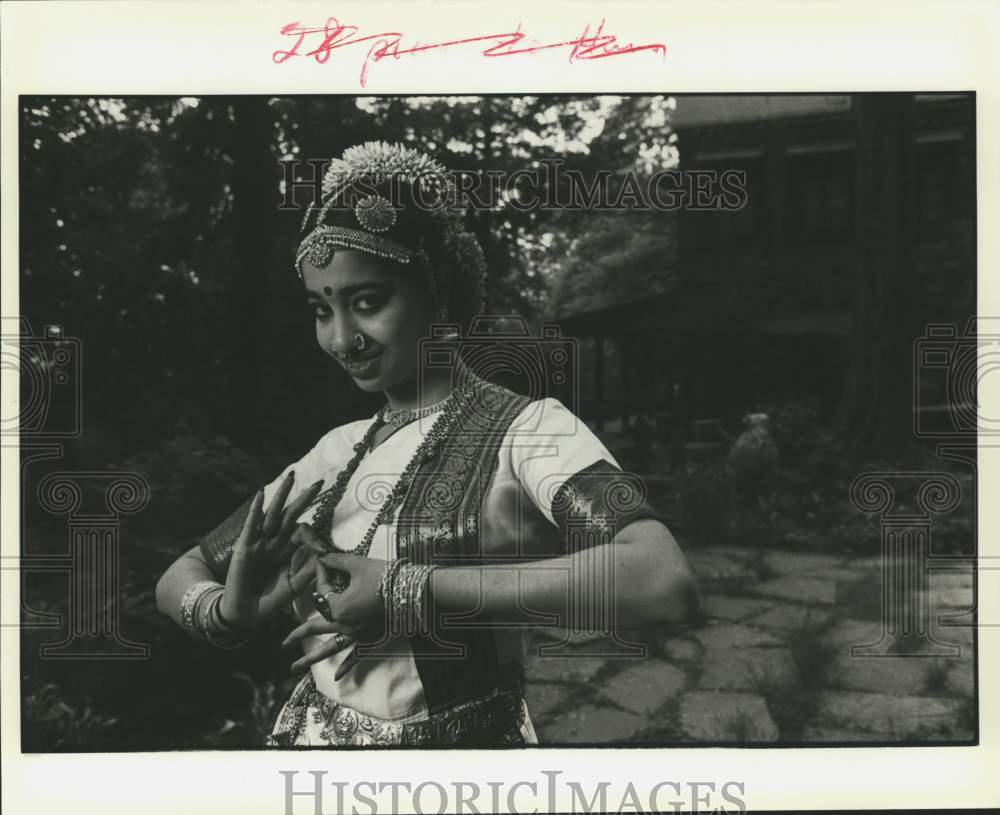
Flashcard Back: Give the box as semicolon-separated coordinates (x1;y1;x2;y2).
307;380;477;592
381;396;450;432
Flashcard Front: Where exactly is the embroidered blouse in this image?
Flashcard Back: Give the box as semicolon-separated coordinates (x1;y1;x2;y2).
200;391;662;722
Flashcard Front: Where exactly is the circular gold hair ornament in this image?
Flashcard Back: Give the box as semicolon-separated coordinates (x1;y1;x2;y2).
354;194;397;233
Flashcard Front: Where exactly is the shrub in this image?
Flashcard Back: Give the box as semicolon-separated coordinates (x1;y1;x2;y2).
765;397;823;467
22;682;122;750
117;419;282;538
677;463;734;543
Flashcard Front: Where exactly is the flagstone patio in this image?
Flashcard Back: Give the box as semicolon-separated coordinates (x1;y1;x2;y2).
523;545;977;744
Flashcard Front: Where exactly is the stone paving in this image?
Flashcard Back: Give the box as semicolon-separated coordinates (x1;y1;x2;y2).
523;546;976;744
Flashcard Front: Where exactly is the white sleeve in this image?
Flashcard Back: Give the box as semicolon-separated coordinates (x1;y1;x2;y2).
198;422;360;580
505;398;621;527
260;422;359;511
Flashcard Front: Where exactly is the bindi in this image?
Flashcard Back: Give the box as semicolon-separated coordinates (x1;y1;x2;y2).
323;286;333;296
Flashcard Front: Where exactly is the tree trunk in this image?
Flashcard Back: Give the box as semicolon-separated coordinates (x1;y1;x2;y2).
228;97;274;449
837;93;917;452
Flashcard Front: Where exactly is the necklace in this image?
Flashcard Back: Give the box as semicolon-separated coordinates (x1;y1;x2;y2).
381;394;453;432
305;378;477;592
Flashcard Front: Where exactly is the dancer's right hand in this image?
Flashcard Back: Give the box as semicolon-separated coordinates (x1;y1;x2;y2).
219;472;324;628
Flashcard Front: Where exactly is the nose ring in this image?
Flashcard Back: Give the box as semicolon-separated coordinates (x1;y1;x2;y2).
352;332;368;352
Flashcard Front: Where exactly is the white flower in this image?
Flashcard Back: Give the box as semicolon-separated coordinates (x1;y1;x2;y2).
321;141;450;198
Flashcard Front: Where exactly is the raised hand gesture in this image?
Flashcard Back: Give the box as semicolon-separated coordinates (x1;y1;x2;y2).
218;472;324;629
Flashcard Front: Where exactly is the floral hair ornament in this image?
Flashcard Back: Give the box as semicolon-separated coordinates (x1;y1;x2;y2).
295;141;488;325
296;141;451;276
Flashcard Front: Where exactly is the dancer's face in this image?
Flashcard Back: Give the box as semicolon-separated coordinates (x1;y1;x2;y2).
301;250;434;393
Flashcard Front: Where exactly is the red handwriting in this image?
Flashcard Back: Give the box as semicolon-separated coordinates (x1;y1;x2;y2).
272;18;666;87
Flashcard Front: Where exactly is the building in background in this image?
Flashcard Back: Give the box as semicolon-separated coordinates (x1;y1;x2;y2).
556;93;974;467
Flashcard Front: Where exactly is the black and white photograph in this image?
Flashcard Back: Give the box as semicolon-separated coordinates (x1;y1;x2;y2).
2;3;998;814
13;90;978;750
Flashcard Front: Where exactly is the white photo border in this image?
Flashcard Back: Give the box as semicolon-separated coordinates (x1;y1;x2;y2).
2;2;998;812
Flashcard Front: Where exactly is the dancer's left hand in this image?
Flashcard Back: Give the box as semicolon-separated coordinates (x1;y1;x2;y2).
281;525;387;675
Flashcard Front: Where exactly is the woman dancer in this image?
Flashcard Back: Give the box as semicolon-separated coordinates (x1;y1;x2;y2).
155;141;701;746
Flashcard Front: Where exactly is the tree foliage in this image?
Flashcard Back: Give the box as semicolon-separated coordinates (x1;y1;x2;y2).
19;94;677;459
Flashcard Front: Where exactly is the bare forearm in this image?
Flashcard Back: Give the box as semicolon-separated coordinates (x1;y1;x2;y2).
429;521;701;630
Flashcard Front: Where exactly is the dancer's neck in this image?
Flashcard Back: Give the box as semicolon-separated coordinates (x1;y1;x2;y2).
383;369;455;412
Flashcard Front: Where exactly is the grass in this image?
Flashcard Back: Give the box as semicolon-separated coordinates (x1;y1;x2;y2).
922;659;952;695
785;615;839;691
711;706;764;742
833;572;885;622
632;706;687;743
21;682;123;751
757;614;839;740
749;548;779;581
955;695;977;737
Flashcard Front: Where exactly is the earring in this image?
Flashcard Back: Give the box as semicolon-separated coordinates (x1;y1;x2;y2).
352;332;368;352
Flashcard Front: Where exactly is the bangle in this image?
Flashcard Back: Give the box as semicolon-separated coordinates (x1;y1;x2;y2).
377;557;408;609
178;581;251;650
198;584;224;637
206;592;253;650
414;564;436;633
215;597;253;632
388;562;437;637
180;581;222;639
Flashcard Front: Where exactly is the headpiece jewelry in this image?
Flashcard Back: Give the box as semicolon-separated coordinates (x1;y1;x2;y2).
354;194;397;232
295;141;487;325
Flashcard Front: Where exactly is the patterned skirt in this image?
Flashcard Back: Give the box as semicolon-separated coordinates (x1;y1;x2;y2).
265;672;538;747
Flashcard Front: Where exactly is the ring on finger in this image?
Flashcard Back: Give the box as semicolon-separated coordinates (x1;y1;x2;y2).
312;590;334;623
286;547;302;592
